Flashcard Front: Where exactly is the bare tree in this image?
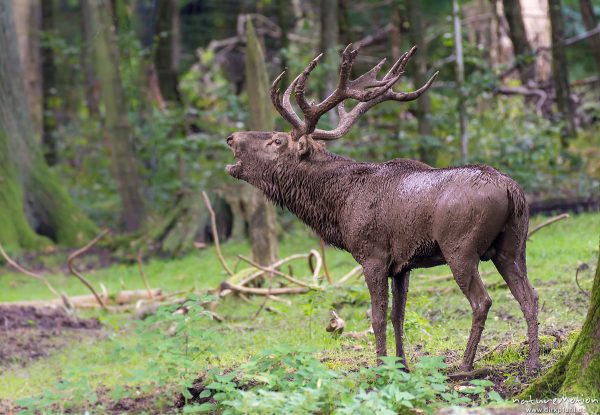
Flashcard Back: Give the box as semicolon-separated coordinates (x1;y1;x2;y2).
320;0;339;124
83;0;146;231
579;0;600;75
453;0;469;163
406;0;435;164
503;0;536;85
548;0;577;141
153;0;181;103
41;0;57;165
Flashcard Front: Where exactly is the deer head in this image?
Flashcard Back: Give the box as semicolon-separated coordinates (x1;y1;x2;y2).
226;45;438;185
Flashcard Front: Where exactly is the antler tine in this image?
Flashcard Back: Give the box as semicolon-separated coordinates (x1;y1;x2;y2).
270;70;304;131
383;47;415;80
386;71;439;102
311;46;437;141
350;57;387;89
294;53;324;115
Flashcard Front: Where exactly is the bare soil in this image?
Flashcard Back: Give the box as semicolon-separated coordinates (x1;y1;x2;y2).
0;305;102;367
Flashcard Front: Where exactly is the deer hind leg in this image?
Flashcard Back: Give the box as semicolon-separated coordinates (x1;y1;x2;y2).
492;245;540;371
447;256;492;372
363;262;390;363
391;271;410;370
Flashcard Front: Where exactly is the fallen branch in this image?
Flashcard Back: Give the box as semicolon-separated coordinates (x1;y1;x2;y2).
222;282;309;296
527;213;569;239
67;229;110;310
238;255;322;290
0;243;62;301
201;191;234;276
4;289;163;309
335;266;363;286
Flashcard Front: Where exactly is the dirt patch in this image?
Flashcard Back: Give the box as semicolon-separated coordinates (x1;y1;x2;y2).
0;305;102;367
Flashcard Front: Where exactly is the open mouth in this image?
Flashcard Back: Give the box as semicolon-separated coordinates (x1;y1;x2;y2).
225;160;241;173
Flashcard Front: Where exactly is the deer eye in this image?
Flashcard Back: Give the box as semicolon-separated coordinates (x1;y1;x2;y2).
274;138;282;145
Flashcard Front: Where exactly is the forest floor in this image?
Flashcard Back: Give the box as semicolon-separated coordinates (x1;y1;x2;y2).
0;213;597;414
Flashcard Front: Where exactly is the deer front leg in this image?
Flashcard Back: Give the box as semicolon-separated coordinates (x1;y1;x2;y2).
364;263;389;363
391;271;410;371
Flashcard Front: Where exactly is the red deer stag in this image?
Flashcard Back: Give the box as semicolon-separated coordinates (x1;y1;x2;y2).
226;45;540;373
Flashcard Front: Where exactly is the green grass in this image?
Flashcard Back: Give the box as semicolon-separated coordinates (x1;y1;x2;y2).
0;213;598;411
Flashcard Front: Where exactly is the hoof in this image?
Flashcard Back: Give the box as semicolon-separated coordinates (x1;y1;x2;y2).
448;367;492;381
527;359;541;373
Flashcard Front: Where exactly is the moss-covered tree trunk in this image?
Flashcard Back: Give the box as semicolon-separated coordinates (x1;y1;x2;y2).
523;242;599;408
245;20;278;271
0;0;97;250
85;0;145;232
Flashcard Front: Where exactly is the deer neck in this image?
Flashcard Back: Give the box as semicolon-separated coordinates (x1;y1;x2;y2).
268;151;352;249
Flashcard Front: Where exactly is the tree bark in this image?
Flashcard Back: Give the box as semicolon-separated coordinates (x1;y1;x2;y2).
84;0;145;232
11;0;42;134
245;20;278;274
41;0;57;165
522;242;599;407
153;0;181;104
578;0;600;75
502;0;536;85
405;0;435;165
453;0;469;164
548;0;577;142
320;0;339;125
80;0;100;116
0;0;97;250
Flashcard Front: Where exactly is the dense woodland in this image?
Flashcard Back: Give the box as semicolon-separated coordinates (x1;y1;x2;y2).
0;0;599;414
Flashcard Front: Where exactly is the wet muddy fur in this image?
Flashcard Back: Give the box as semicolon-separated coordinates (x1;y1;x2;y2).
226;131;541;373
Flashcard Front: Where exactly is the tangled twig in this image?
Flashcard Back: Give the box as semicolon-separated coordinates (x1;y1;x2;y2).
0;243;62;301
201;191;234;276
137;250;153;299
67;229;110;310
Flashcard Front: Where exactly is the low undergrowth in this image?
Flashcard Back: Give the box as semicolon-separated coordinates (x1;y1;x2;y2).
0;213;597;414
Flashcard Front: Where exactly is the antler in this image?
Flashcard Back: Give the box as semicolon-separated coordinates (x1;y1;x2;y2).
270;45;439;140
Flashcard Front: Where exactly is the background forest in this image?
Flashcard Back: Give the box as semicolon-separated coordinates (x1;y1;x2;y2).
0;0;599;414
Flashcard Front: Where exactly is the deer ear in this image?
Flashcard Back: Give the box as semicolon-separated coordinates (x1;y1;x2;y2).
297;135;310;157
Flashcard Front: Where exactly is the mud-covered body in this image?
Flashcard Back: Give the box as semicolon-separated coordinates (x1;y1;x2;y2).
227;131;539;373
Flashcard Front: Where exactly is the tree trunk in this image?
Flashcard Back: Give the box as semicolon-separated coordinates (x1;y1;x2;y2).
548;0;577;142
41;0;57;165
276;0;289;85
0;0;97;250
80;0;99;116
502;0;536;85
153;0;181;104
320;0;339;126
11;0;42;134
406;0;435;165
579;0;600;75
84;0;146;232
522;243;599;407
245;19;278;272
453;0;469;164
